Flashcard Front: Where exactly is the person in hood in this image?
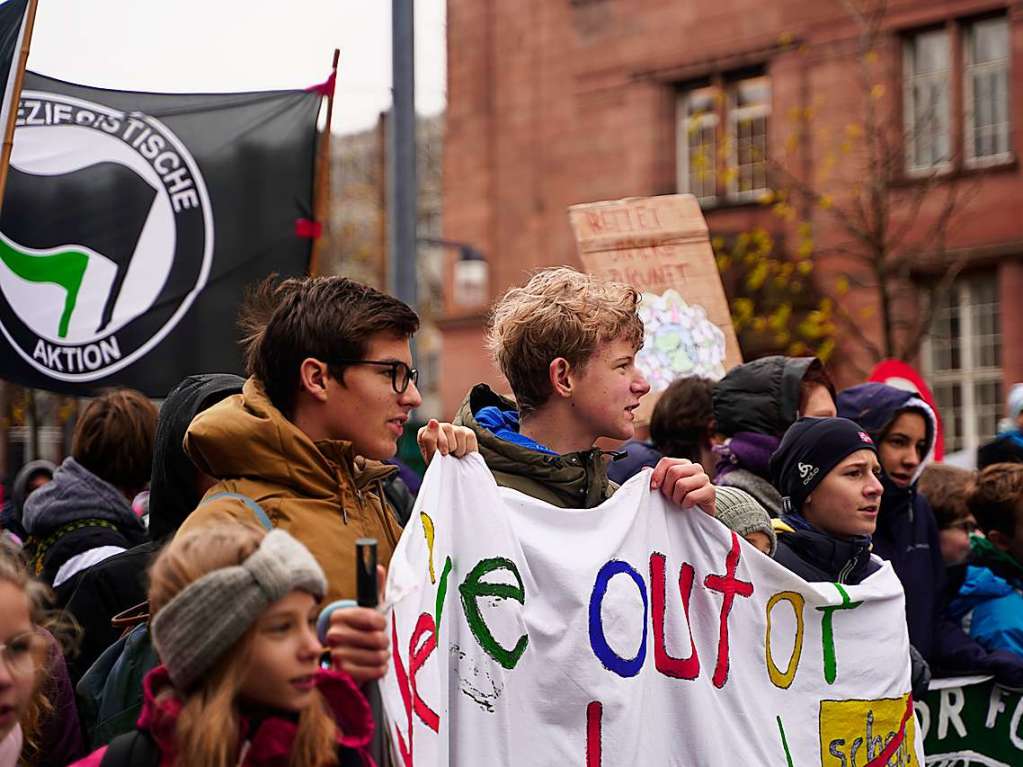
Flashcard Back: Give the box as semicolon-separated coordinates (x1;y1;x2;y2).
712;356;837;516
61;373;245;684
977;383;1023;469
70;523;374;767
453;267;716;515
949;464;1023;656
838;382;1023;686
22;390;155;599
176;275;474;690
0;460;56;547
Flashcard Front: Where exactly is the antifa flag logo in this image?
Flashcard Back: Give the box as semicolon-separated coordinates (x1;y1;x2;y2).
0;90;213;381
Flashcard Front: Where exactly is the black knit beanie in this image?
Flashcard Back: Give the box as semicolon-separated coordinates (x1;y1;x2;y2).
769;417;879;515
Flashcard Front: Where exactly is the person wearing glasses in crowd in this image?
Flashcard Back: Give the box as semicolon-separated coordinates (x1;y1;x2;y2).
176;275;477;690
0;544;83;767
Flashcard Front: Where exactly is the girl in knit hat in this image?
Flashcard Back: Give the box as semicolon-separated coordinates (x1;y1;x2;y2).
768;416;884;585
71;523;374;767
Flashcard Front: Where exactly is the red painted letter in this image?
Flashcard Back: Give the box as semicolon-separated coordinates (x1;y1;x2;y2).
704;532;754;688
409;612;440;732
587;701;602;767
650;553;700;679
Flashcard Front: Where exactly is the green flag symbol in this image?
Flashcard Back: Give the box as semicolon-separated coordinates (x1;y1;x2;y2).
0;238;88;339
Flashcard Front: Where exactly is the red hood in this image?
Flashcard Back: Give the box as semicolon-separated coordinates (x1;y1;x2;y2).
139;665;374;766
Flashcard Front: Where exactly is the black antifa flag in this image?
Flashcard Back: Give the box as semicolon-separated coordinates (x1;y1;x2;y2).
0;71;322;395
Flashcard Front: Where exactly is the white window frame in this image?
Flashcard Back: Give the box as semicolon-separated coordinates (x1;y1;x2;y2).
964;16;1012;168
923;273;1002;456
727;76;770;201
904;29;952;175
676;87;719;205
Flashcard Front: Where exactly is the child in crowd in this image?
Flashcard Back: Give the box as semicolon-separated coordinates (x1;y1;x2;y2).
768;416;930;695
712;356;836;517
917;464;977;567
839;382;1023;686
949;464;1023;656
0;544;82;767
72;522;373;767
768;417;883;584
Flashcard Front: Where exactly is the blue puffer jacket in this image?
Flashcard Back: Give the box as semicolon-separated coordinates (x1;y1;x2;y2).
950;566;1023;656
839;383;1023;685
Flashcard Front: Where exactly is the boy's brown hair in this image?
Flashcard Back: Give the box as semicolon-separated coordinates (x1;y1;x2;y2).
650;376;715;462
918;464;975;530
487;267;644;416
238;275;420;417
72;388;158;496
968;463;1023;538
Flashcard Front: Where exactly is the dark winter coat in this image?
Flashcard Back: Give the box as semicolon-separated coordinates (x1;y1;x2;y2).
772;515;881;585
21;457;146;591
977;430;1023;469
606;440;661;484
838;383;1023;685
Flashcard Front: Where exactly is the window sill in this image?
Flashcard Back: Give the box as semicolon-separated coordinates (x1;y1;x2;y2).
893;156;1018;187
697;196;770;213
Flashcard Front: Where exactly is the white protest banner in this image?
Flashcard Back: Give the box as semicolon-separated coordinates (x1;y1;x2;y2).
381;454;924;766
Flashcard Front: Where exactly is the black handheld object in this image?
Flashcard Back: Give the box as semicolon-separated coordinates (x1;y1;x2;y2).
356;538;378;608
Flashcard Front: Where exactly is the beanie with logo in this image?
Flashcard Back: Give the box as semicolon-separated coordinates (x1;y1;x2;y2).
769;417;879;515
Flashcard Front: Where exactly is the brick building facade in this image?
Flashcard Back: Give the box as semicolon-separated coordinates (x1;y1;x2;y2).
439;0;1023;457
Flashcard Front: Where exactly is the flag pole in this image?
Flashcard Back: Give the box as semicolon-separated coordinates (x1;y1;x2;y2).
0;0;39;211
307;48;339;278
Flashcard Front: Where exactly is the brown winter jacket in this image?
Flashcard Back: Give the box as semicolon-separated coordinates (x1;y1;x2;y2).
176;377;403;603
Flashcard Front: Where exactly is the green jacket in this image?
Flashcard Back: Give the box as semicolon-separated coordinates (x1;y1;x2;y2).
454;384;616;508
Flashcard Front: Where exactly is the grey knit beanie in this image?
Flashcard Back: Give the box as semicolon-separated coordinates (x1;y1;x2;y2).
151;529;326;692
714;485;777;556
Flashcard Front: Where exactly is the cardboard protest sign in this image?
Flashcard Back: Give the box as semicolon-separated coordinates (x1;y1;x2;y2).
381;455;923;766
919;676;1023;765
569;195;742;421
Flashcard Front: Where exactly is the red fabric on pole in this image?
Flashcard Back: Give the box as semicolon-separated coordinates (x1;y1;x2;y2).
295;218;322;239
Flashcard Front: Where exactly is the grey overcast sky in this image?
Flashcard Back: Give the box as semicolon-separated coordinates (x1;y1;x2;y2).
27;0;446;135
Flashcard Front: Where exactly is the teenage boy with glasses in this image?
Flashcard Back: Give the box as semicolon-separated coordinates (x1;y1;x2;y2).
176;275;476;685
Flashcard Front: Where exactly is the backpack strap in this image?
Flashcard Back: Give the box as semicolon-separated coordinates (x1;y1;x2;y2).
99;729;160;767
201;492;273;531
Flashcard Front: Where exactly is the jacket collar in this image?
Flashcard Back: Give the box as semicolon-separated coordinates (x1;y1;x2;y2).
779;514;874;584
185;377;395;498
455;384;613;508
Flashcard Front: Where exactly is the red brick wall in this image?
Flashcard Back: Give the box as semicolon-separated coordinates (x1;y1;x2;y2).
441;0;1023;416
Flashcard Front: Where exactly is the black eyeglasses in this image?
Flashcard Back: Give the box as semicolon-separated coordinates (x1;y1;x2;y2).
331;358;419;394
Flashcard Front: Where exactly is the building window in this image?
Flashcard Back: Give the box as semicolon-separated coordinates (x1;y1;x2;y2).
925;273;1002;455
728;76;770;200
679;85;718;204
904;28;951;172
677;74;770;205
964;16;1010;166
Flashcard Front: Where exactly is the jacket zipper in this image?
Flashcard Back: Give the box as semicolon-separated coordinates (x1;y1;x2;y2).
837;559;855;584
